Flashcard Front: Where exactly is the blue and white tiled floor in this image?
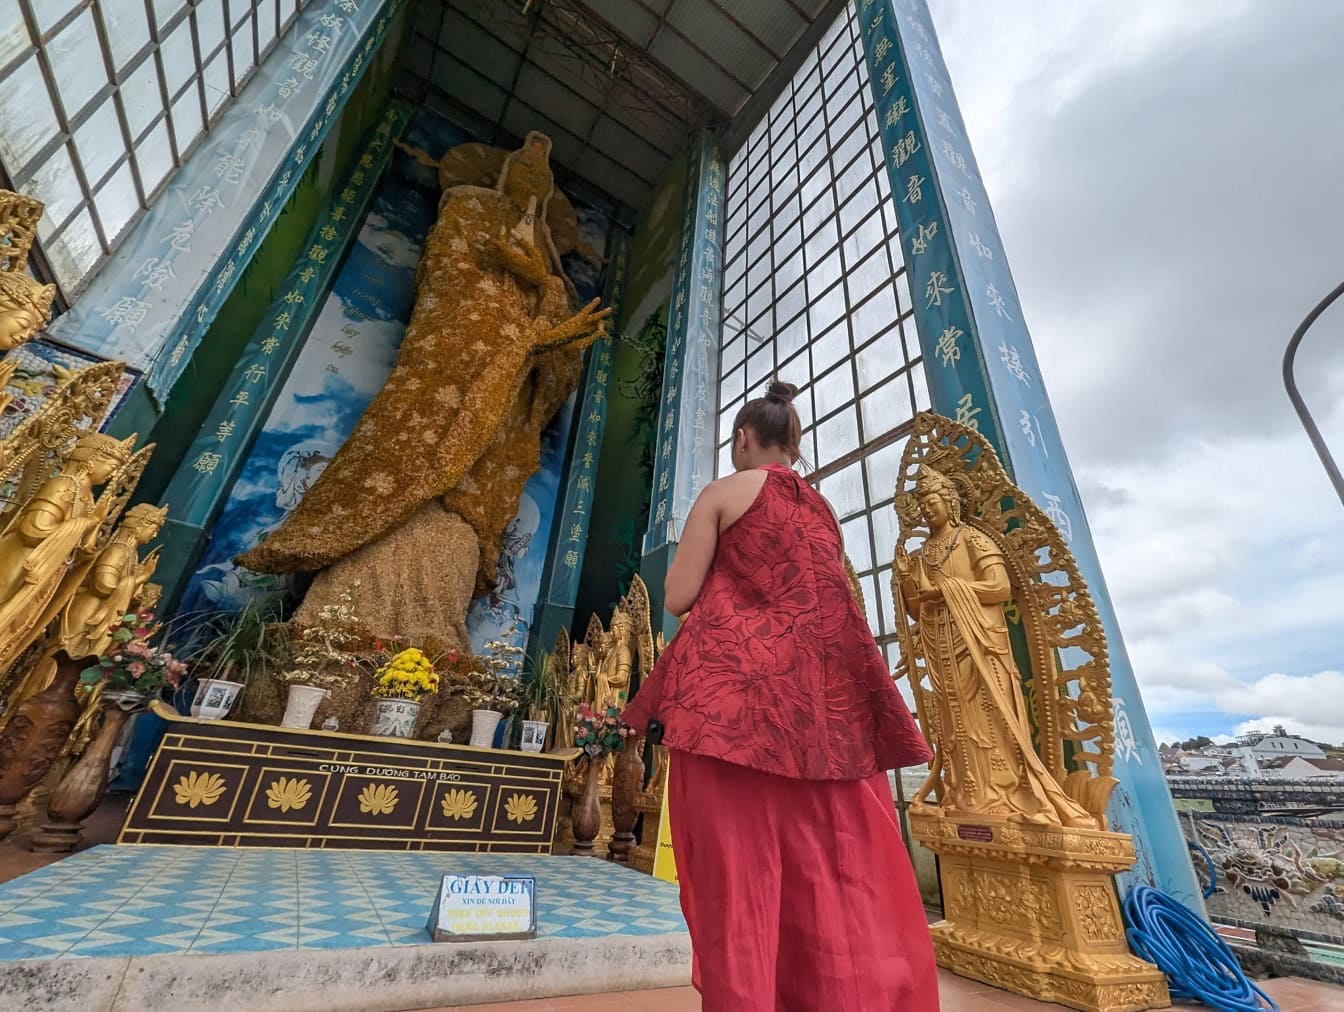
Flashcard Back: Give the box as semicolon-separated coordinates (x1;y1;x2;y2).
0;845;686;961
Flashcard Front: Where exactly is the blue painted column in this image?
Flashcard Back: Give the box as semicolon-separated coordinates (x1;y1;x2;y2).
642;134;725;638
530;230;632;655
859;0;1201;906
151;106;411;610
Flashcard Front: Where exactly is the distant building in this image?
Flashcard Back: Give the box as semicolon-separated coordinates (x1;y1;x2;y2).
1256;756;1344;781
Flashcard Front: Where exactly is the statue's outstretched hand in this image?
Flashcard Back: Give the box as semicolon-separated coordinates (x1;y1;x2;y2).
492;227;549;285
536;298;613;352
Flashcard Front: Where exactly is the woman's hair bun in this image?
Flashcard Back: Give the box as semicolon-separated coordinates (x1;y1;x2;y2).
765;379;800;405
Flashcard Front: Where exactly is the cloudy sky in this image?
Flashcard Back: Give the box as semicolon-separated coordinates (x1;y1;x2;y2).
927;0;1344;744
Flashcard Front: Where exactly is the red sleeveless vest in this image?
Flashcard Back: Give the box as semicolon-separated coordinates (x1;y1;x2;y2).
624;465;932;781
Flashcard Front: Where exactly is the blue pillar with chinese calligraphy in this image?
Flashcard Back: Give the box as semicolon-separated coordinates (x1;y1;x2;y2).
642;133;725;638
530;231;632;657
152;106;412;611
859;0;1201;906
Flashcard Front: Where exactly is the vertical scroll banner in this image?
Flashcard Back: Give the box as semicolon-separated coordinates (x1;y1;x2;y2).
643;133;725;555
860;0;1201;906
47;0;407;403
546;231;631;606
156;105;412;602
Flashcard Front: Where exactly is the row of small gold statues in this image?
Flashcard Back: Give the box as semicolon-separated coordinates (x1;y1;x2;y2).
0;191;165;846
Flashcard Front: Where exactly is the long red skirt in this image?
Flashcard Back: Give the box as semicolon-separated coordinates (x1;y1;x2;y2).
669;750;940;1011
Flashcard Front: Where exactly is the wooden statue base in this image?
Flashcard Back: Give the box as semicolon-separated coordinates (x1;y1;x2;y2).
911;808;1170;1012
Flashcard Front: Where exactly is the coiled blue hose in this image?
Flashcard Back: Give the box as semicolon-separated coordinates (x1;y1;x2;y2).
1122;885;1278;1012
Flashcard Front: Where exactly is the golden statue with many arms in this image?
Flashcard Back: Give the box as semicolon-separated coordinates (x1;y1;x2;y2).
892;412;1168;1012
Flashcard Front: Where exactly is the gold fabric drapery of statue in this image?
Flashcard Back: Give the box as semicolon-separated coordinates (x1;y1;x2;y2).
238;132;610;648
893;413;1121;832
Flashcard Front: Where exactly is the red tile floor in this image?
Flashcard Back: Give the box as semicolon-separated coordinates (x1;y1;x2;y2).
412;972;1339;1011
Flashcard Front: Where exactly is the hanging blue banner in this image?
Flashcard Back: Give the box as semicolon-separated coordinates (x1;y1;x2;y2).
860;0;1202;907
157;105;411;603
547;230;631;606
644;132;725;554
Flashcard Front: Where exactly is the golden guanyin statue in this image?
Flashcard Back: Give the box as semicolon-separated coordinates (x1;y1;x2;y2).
0;188;57;354
592;577;652;708
58;503;166;659
238;132;610;647
892;414;1127;831
0;433;136;677
891;414;1170;1010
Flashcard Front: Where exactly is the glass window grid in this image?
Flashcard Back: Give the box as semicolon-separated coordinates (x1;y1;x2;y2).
0;0;314;298
717;3;924;655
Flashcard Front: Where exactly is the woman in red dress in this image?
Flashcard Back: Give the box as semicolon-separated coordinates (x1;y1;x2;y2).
624;381;940;1011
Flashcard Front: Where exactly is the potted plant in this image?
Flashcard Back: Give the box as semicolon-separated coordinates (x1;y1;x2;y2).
179;599;288;720
275;590;364;729
465;627;525;748
570;701;634;855
520;650;562;753
369;646;439;739
79;613;187;709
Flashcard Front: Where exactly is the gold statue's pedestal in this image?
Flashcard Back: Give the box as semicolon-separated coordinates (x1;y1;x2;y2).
911;808;1171;1012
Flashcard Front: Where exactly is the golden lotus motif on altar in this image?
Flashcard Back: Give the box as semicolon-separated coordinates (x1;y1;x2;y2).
174;771;227;809
441;788;478;821
504;793;537;824
265;777;312;813
892;412;1169;1012
358;782;398;817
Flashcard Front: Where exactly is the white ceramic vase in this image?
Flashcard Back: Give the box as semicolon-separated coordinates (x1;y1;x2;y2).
280;684;328;729
520;720;549;753
370;698;421;739
469;709;503;748
190;678;244;720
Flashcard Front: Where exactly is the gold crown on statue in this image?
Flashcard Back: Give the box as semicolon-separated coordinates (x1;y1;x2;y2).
68;432;137;466
123;502;169;526
0;189;46;274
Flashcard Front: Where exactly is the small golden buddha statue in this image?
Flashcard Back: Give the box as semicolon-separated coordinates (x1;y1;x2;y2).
897;464;1097;829
59;503;166;660
0;271;57;353
0;432;134;675
593;609;634;708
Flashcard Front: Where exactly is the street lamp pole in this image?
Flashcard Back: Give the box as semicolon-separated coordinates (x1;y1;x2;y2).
1283;280;1344;506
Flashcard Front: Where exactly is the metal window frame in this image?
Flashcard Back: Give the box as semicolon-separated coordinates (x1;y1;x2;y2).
0;0;312;300
715;3;923;651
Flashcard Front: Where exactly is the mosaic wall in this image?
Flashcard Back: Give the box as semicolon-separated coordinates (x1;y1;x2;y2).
1183;812;1344;942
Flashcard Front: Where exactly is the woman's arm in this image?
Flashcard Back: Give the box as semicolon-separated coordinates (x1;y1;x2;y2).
664;486;723;617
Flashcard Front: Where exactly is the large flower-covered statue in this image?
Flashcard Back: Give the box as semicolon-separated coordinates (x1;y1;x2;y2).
237;133;609;648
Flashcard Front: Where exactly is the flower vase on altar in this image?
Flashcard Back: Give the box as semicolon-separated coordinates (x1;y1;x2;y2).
369;646;437;739
190;679;244;720
370;698;420;739
470;710;503;748
570;701;633;856
570;759;603;855
281;684;328;729
609;735;646;862
0;652;88;841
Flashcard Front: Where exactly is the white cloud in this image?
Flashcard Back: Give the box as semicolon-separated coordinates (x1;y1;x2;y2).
929;0;1344;743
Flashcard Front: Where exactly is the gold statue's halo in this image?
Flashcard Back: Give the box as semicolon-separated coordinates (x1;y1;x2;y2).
890;410;1117;825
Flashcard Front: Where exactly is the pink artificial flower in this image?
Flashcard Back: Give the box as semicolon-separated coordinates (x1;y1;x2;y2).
127;661;146;679
125;640;150;657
